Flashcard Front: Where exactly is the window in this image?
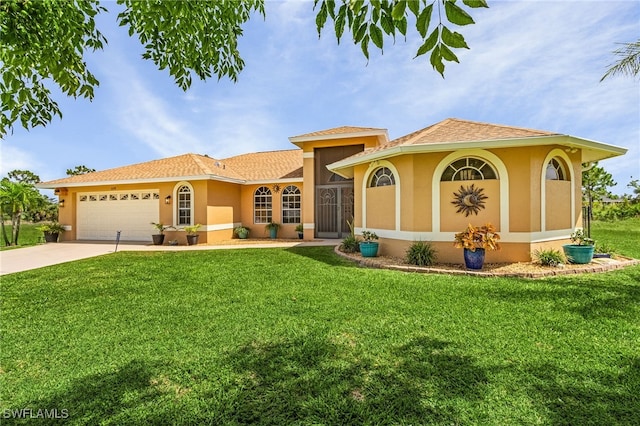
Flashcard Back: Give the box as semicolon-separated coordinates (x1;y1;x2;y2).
545;158;567;181
254;186;272;223
282;185;301;224
177;185;192;225
441;157;498;181
369;167;395;187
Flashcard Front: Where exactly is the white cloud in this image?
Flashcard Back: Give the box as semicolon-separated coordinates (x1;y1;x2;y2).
0;145;41;177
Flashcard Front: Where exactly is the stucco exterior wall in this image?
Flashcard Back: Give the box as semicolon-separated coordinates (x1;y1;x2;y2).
365;185;395;230
240;182;304;239
439;180;501;232
545;180;571;230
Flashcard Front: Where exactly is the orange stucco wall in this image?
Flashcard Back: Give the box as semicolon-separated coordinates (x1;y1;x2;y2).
366;185;395;229
545;180;571;230
240;182;304;239
440;180;501;232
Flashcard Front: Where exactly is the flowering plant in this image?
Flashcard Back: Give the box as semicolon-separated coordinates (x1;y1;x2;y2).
454;223;501;252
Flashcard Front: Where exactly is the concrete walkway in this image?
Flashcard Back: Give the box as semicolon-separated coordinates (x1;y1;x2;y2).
0;239;341;276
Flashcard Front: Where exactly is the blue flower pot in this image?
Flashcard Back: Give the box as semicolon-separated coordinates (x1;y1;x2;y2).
360;242;379;257
463;248;485;270
562;244;594;264
269;228;278;239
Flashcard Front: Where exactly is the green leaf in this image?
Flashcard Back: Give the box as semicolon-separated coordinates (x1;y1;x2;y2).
316;2;328;36
380;11;395;35
397;16;407;36
335;4;347;44
361;34;370;60
407;0;420;17
355;22;368;43
463;0;489;8
430;44;445;77
370;24;384;50
441;26;469;49
444;0;475;26
439;43;460;62
416;4;433;38
391;0;406;21
415;27;439;58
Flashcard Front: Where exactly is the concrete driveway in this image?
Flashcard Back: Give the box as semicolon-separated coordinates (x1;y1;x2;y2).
0;239;341;276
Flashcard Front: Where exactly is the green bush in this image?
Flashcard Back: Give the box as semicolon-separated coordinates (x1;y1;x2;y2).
339;235;359;253
405;241;437;266
592;200;640;221
533;249;565;267
595;242;616;255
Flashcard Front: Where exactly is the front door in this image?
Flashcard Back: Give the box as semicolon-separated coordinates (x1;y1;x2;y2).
315;185;354;238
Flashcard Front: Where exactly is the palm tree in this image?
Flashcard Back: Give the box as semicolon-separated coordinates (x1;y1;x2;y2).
0;179;42;245
601;40;640;81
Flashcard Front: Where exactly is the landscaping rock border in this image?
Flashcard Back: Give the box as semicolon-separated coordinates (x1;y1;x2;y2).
334;246;640;279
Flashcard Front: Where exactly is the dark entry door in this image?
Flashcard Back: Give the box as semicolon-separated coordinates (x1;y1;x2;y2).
316;185;354;238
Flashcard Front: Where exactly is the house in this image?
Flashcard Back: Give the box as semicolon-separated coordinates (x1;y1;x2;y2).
38;118;627;263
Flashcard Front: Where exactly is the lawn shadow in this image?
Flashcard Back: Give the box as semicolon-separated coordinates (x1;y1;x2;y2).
17;359;177;425
219;332;489;424
487;269;640;320
285;245;359;268
525;357;640;424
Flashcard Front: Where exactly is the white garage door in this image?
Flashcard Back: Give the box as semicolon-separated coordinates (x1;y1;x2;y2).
77;191;160;241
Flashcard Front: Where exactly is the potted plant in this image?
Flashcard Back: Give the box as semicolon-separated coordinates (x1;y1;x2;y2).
359;230;379;257
234;225;250;239
151;222;172;245
184;224;202;245
295;224;304;239
36;222;66;243
265;221;280;239
562;229;595;264
454;223;501;270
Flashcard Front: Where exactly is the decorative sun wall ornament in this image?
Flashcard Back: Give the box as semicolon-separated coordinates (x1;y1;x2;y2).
272;184;281;194
452;184;488;217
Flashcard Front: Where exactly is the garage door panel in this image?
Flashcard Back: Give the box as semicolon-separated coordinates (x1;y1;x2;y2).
77;191;159;241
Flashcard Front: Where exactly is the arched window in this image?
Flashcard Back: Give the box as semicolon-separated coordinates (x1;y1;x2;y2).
254;186;272;224
545;158;567;181
369;167;396;187
282;185;301;224
441;157;498;181
177;185;192;225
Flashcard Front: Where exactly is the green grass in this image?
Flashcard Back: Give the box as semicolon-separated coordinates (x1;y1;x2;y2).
0;223;42;250
591;217;640;258
1;220;639;424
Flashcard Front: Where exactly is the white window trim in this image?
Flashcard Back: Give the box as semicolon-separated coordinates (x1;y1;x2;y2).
432;150;509;233
173;181;194;227
281;185;301;224
254;186;273;224
362;160;401;231
540;149;575;232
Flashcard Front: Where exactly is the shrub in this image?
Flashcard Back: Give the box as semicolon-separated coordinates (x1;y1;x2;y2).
533;249;565;267
595;242;616;255
340;235;359;253
405;241;437;266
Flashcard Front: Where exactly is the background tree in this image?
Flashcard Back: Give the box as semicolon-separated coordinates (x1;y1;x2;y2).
1;0;485;137
601;40;640;81
7;169;41;185
66;165;96;176
0;179;42;245
582;163;617;219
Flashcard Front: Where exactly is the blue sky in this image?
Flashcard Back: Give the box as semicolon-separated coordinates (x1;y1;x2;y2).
2;0;639;196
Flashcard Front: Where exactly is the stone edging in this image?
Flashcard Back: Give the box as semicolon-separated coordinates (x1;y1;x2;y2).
333;246;640;279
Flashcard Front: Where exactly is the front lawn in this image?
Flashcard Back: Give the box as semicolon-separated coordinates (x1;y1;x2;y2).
2;237;639;425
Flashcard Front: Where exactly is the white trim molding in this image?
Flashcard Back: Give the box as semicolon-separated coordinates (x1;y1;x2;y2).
303;152;315;159
354;227;572;244
303;222;315;230
361;160;402;231
432;150;509;233
173;181;195;227
540;149;575;232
